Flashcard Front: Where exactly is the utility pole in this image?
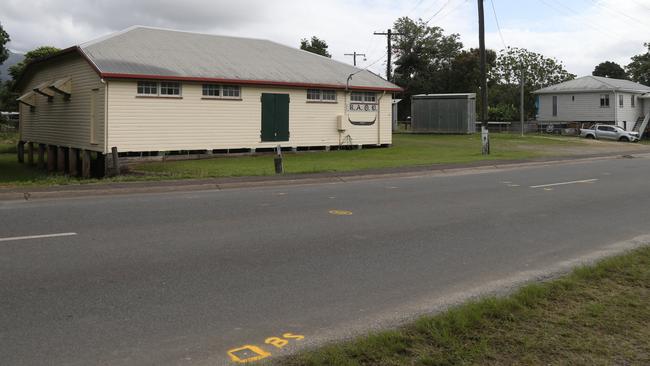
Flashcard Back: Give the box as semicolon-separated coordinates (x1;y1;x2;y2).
478;0;489;155
374;29;404;81
520;63;525;137
344;51;366;66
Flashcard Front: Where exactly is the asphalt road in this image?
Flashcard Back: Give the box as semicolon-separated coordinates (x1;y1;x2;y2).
2;155;650;365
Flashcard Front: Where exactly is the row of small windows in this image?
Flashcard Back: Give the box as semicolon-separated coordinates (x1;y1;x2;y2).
137;82;377;103
137;81;241;98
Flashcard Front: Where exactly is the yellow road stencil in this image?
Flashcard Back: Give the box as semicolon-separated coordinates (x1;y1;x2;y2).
329;209;353;216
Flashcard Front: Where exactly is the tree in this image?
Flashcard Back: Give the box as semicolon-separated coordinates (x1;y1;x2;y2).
491;47;575;120
491;47;575;89
1;46;60;112
391;17;463;118
8;46;60;81
0;22;9;66
626;43;650;86
299;36;331;58
592;61;627;79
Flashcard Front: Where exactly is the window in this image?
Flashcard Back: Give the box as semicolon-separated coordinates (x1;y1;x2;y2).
598;125;615;132
631;95;635;108
202;84;240;99
306;89;336;102
222;85;240;98
350;91;376;103
572;95;575;102
619;94;623;108
137;81;181;97
137;81;158;95
307;89;321;101
552;95;558;116
202;84;220;97
160;82;181;96
600;94;609;108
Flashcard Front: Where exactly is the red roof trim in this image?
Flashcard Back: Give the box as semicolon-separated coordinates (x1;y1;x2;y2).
100;72;403;92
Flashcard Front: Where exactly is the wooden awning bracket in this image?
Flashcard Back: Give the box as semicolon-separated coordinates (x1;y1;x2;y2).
50;77;72;98
33;80;55;99
17;91;37;107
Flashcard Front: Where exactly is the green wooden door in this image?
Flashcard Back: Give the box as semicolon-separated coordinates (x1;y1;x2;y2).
261;93;290;142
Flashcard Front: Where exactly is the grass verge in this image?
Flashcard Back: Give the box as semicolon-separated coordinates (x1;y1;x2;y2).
131;134;581;179
281;246;650;365
0;133;584;187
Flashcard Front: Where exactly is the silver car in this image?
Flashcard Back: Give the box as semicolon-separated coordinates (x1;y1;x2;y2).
580;124;639;142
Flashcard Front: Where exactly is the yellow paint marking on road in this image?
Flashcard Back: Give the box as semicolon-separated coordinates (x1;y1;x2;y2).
283;332;305;340
530;179;598;189
507;184;520;187
227;345;271;363
274;192;287;196
329;209;353;216
265;337;289;349
228;333;305;363
544;188;554;191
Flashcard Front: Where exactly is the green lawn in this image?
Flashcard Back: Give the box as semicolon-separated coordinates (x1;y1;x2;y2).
0;133;585;187
131;134;582;179
280;246;650;365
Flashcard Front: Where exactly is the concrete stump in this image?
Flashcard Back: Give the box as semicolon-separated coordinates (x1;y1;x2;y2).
17;141;25;163
27;142;34;165
47;145;56;172
37;144;45;170
68;148;79;176
57;146;66;172
81;150;91;178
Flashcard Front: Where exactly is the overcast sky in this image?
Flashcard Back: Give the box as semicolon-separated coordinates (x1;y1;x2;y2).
1;0;649;77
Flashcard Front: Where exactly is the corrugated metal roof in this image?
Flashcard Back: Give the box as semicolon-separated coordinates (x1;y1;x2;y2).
533;75;650;94
413;93;476;99
79;26;400;91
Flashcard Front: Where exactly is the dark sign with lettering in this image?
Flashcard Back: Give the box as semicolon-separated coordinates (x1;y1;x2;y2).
349;103;378;112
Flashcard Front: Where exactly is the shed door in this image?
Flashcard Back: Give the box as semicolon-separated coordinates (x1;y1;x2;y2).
261;93;290;142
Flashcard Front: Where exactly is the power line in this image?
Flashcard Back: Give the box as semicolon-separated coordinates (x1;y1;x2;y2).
539;0;627;40
424;0;453;24
426;0;471;25
590;0;650;31
489;0;507;49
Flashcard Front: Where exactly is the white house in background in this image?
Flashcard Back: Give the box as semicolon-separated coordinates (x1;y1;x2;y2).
533;76;650;133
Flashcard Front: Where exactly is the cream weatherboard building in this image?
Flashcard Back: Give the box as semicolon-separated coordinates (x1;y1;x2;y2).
15;26;401;176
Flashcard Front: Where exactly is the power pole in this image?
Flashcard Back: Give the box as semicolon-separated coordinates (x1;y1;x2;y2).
374;29;404;81
520;63;525;137
478;0;489;155
344;51;366;66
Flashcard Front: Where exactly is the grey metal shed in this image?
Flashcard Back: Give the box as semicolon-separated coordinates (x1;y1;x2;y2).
411;93;476;134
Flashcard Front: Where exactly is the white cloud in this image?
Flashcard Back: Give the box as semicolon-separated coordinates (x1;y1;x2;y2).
1;0;648;79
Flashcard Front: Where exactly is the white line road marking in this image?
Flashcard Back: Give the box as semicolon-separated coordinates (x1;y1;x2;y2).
0;232;77;242
530;179;598;189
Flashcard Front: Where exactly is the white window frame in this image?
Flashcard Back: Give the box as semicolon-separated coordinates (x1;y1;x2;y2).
137;81;159;96
306;89;336;103
159;81;181;97
137;81;182;97
600;94;610;108
631;95;635;108
202;84;241;100
618;94;624;108
351;91;376;103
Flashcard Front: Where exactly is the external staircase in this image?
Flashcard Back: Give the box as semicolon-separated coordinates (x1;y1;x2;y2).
632;114;650;139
